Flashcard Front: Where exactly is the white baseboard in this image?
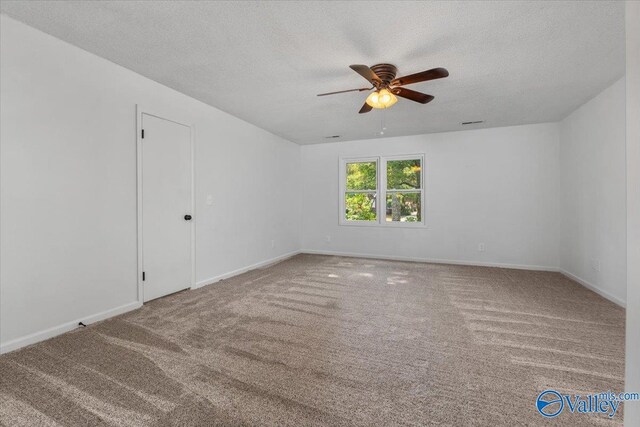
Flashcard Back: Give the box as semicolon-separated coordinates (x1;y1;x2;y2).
301;249;558;272
0;251;301;355
194;250;301;289
0;301;142;355
1;252;621;355
559;269;626;307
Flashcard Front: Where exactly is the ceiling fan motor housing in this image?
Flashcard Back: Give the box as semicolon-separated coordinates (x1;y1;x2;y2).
370;63;398;89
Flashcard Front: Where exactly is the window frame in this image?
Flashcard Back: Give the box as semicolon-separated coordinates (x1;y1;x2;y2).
339;156;380;227
381;154;426;227
339;154;426;228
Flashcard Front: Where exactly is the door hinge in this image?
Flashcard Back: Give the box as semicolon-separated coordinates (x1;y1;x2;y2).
142;271;146;281
141;129;145;139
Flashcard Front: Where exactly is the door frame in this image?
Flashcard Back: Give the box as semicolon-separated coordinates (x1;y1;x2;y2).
136;105;196;303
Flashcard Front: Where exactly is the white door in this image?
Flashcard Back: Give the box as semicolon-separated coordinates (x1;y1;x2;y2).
141;113;192;302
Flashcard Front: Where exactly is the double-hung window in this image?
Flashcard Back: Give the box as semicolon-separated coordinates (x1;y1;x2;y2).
342;158;379;223
339;154;424;226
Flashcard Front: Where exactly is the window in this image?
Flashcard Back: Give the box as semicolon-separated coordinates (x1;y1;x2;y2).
343;158;378;222
340;155;424;226
385;157;422;223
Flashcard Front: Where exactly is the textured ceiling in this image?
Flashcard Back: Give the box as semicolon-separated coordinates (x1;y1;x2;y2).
0;1;625;145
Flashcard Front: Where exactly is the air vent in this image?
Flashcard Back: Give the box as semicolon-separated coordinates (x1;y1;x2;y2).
461;120;484;125
325;135;341;139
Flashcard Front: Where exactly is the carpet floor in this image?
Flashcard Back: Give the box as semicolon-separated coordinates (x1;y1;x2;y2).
0;254;626;426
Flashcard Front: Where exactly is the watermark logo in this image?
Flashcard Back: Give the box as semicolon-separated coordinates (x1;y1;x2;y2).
537;390;564;417
536;389;639;418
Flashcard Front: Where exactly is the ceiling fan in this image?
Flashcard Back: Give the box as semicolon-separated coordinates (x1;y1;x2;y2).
317;64;449;114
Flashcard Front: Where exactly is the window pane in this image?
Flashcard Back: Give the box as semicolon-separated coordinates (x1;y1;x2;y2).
386;159;421;190
345;192;377;221
385;192;421;222
346;161;377;190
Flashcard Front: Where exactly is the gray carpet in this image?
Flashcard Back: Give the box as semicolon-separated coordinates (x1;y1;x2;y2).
0;254;626;426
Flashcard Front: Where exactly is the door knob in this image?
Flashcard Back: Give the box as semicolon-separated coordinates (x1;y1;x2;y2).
184;215;192;221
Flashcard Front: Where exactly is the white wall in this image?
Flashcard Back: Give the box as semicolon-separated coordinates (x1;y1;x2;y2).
558;78;627;306
625;0;640;422
300;123;561;270
0;12;630;360
0;15;301;352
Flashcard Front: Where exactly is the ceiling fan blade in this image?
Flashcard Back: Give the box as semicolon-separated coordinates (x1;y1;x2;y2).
350;64;382;86
317;87;372;96
359;102;373;114
391;67;449;87
394;88;435;104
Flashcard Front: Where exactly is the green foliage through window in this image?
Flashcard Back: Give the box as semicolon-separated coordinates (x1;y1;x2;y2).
346;162;377;190
344;161;378;221
345;193;377;221
387;159;421;190
385;159;422;222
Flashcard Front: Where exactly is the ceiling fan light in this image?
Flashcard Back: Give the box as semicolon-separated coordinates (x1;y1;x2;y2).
366;89;397;109
379;89;391;104
381;89;398;107
366;91;379;107
386;92;398;107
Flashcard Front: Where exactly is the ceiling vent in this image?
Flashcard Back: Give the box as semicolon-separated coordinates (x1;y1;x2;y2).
461;120;484;125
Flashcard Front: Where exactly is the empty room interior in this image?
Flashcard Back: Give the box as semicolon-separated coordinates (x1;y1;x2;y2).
1;1;639;426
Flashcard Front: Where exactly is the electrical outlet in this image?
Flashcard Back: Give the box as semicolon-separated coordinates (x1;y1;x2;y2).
478;243;485;252
271;240;275;248
325;235;331;242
